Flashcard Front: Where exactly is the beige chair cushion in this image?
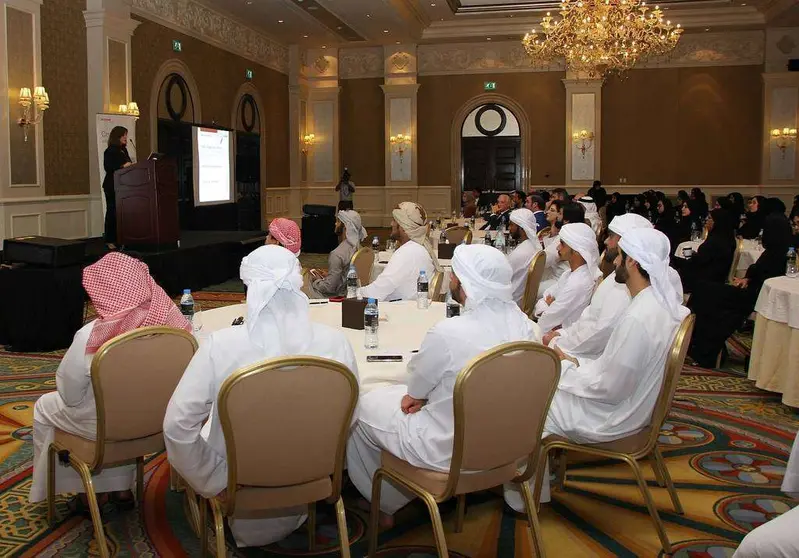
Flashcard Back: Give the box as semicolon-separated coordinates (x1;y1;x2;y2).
232;478;332;518
381;451;518;499
54;429;164;467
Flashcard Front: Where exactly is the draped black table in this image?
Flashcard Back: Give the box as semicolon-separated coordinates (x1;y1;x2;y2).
0;263;85;352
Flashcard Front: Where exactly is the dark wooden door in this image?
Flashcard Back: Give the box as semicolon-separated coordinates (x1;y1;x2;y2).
462;137;521;193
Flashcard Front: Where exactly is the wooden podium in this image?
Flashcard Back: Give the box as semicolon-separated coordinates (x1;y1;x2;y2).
114;159;179;247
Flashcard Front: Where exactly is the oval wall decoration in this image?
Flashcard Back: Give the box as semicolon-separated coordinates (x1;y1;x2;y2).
240;94;258;132
165;74;189;121
474;104;507;137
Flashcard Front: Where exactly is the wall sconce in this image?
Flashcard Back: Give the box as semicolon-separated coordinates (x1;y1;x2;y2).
390;133;411;164
770;127;797;159
572;129;594;159
118;101;140;120
18;86;49;142
302;133;315;154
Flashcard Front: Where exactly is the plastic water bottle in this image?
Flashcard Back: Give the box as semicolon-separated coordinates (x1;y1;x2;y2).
364;299;379;348
756;229;764;249
179;289;195;325
446;291;460;318
690;221;700;242
417;271;430;309
787;248;798;278
372;236;380;251
346;264;358;299
484;234;493;246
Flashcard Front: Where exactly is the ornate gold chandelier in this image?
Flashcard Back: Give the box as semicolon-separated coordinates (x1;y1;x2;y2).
522;0;683;79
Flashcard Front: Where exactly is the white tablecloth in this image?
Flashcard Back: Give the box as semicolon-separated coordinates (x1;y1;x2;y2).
755;276;799;328
674;238;763;278
783;429;799;497
199;301;447;394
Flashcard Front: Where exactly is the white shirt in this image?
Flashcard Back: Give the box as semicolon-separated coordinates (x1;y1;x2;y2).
550;272;632;360
360;241;434;302
359;299;539;471
541;234;570;286
508;239;542;304
545;287;687;444
53;321;97;423
535;264;597;333
163;323;358;498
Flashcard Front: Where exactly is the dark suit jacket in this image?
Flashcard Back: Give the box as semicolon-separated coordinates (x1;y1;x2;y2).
533;211;548;232
481;210;511;230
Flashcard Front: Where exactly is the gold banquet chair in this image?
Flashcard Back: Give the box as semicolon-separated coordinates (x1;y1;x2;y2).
521;251;547;319
196;356;358;557
536;226;551;242
47;326;199;558
369;342;561;558
728;238;744;284
351;246;376;288
534;314;695;555
442;226;473;245
429;270;445;302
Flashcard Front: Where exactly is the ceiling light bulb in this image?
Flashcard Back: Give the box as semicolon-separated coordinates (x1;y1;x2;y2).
383;29;389;33
278;19;284;23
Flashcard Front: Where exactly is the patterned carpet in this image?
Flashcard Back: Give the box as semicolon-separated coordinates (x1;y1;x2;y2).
1;295;797;557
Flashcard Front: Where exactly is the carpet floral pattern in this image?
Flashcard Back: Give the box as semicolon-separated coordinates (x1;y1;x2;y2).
0;305;797;556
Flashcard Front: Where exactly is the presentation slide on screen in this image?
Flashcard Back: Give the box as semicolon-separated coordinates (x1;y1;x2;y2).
192;127;235;206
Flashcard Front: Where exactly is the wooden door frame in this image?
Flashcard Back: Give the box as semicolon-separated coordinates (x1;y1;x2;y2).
450;94;531;210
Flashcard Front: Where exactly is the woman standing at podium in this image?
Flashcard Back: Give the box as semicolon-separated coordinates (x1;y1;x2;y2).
102;126;132;249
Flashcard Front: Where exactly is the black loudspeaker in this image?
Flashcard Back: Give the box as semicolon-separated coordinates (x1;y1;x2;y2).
301;205;338;254
302;204;336;217
789;59;799;72
3;236;86;268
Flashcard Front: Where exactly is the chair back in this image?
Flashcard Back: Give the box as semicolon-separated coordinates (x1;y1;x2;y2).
218;357;358;513
631;314;695;457
91;326;198;467
520;251;547;318
443;226;472;245
728;238;744;284
429;270;445;302
351;246;375;287
537;227;551;242
444;342;560;498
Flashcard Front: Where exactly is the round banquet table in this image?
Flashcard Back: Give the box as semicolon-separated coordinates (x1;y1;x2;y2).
748;276;799;407
673;238;763;278
371;251;453;287
198;300;447;394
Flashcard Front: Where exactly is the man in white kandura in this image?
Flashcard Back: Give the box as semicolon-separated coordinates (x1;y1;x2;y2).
29;253;192;505
307;209;367;298
359;202;438;301
347;244;540;520
538;201;584;297
534;222;600;334
732;429;799;557
507;208;543;305
506;227;689;511
543;213;684;360
577;195;603;237
163;245;358;548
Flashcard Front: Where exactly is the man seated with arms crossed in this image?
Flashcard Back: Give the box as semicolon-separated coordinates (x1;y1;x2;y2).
29;253;192;507
534;222;599;335
308;209;367;298
347;244;540;524
507;208;543;305
543;213;683;360
538;201;585;297
506;228;689;510
163;245;358;548
359;202;438;301
481;193;512;231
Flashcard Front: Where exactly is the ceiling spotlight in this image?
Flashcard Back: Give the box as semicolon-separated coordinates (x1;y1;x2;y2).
383;29;389;33
705;27;710;31
303;34;308;38
395;41;400;44
486;37;492;41
431;2;436;5
366;14;371;18
322;45;327;49
278;19;284;23
337;26;342;29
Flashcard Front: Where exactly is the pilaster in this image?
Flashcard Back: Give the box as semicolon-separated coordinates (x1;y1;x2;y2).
563;75;602;188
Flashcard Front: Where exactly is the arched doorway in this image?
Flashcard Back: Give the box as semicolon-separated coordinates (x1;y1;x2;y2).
231;84;265;230
450;94;531;209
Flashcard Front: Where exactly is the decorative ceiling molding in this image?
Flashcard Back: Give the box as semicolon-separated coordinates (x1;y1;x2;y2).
130;0;289;74
339;47;384;79
417;31;764;75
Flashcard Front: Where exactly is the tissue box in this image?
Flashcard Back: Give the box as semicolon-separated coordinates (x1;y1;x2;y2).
342;298;375;330
438;243;456;260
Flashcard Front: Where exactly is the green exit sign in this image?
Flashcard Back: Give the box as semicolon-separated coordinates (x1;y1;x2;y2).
484;81;497;91
245;68;254;80
172;39;182;52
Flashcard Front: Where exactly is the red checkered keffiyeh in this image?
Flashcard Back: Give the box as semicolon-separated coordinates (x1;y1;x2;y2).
268;218;301;255
83;253;192;354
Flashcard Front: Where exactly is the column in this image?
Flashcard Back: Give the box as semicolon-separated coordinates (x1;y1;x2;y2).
84;0;139;237
382;44;427;224
761;73;799;188
287;45;308;220
305;48;341;207
563;77;602;188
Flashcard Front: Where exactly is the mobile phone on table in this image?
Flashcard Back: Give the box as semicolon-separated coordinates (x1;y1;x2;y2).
366;355;403;362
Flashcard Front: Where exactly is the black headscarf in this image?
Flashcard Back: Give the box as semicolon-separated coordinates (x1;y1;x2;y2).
708;208;736;242
739;195;768;239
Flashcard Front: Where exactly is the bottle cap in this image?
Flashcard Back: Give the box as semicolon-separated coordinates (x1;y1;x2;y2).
183;289;191;294
368;298;376;304
420;270;426;276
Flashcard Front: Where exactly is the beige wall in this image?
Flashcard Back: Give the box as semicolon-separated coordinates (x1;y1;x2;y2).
40;0;89;195
131;16;290;188
340;78;385;186
602;65;763;186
